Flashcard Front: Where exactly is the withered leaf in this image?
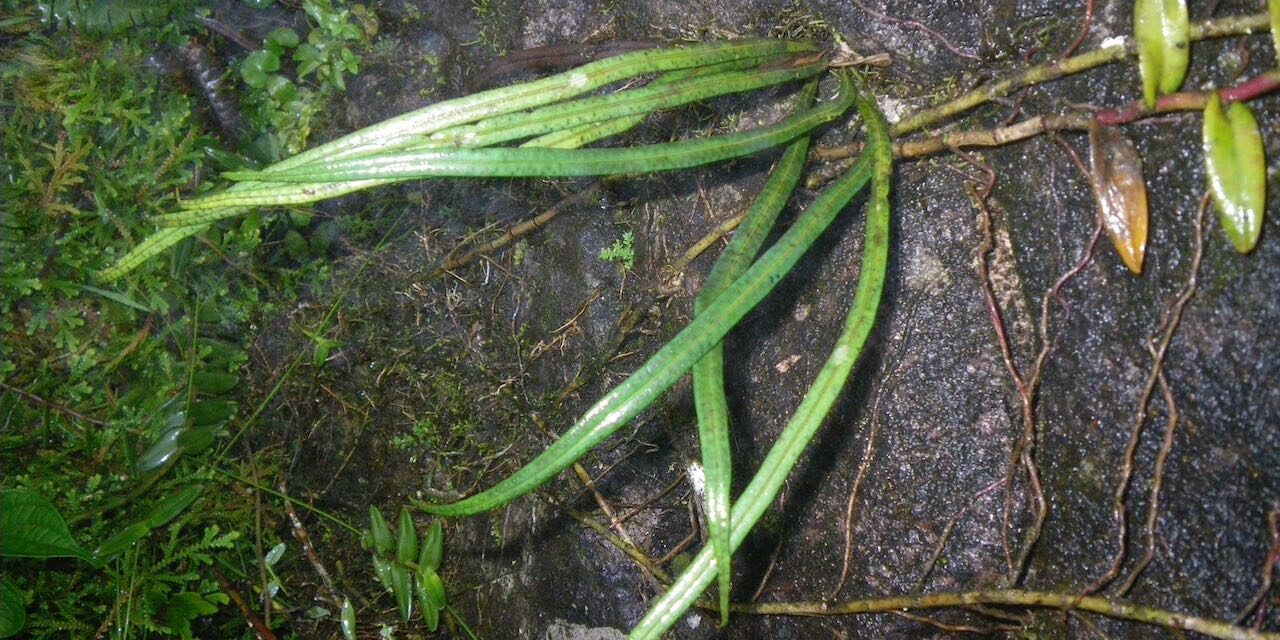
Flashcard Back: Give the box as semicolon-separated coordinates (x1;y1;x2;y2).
1088;119;1150;274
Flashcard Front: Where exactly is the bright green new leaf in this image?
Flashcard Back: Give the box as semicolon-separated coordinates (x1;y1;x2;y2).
1202;93;1266;253
1134;0;1189;108
0;490;90;562
0;579;25;639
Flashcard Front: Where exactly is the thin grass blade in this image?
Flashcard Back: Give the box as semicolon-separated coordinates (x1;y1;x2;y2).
628;73;892;640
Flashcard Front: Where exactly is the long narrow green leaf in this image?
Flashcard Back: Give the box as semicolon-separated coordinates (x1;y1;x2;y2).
691;81;816;626
96;223;210;282
221;81;852;185
271;39;817;169
1202;93;1266;253
416;73;861;518
423;60;826;149
628;72;893;640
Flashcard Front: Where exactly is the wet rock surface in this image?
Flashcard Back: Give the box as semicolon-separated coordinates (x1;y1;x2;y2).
258;0;1279;637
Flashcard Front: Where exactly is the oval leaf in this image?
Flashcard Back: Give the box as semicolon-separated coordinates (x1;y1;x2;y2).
0;490;90;561
339;598;356;640
1134;0;1189;108
1088;120;1150;273
1203;93;1266;253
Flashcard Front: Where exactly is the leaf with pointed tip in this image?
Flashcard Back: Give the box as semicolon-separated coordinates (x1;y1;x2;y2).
0;490;91;562
1202;94;1266;253
396;509;417;565
368;506;393;555
418;521;443;572
1088;120;1149;273
1134;0;1189;108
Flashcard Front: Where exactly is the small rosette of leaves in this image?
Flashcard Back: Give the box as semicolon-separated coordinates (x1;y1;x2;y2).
1202;93;1267;253
1087;120;1149;273
364;507;447;631
1134;0;1189;108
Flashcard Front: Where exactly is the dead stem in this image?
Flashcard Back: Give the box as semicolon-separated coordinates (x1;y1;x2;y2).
279;482;345;608
734;589;1280;640
436;180;610;273
1092;195;1210;595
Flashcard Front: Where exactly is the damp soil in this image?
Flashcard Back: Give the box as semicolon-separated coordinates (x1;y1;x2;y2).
245;1;1279;638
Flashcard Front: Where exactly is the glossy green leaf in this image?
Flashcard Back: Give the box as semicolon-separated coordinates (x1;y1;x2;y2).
144;486;202;528
1134;0;1189;108
416;568;447;632
339;598;356;640
1203;93;1266;253
390;563;413;622
0;490;90;561
91;521;152;564
0;579;25;639
1087;120;1149;273
265;542;286;566
371;555;393;589
414;576;440;632
368;506;393;555
418;521;443;572
396;509;417;565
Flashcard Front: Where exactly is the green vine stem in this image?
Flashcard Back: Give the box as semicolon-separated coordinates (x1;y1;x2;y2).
891;11;1271;137
734;590;1279;640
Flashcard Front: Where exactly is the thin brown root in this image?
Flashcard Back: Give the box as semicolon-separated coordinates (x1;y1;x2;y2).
1235;508;1280;627
912;477;1006;593
736;589;1280;640
1092;195;1210;595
